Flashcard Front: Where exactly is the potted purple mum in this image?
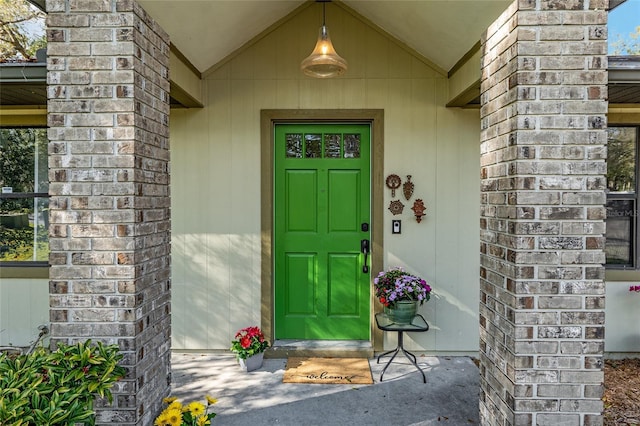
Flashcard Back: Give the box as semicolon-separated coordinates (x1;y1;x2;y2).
374;267;432;324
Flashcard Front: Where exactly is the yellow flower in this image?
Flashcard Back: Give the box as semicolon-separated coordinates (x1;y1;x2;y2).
188;401;206;417
154;413;168;426
165;408;182;426
196;416;211;426
163;396;177;404
168;400;182;411
156;396;216;426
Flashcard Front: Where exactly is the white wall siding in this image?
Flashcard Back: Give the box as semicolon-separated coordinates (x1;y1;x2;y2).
0;278;49;347
605;281;640;355
170;5;480;352
432;105;481;353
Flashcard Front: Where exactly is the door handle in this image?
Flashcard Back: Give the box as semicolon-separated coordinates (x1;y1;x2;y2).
361;239;370;273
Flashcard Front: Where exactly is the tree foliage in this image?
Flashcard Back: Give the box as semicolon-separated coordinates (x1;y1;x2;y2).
607;127;637;192
610;25;640;55
0;128;48;193
0;0;46;61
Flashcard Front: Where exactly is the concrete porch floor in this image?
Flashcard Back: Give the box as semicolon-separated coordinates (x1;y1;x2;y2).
170;353;480;425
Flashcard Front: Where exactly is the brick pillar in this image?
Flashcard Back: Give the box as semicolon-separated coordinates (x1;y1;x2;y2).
479;1;608;425
46;1;171;424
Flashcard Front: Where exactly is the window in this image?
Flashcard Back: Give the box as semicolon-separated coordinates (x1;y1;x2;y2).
606;126;639;268
0;128;49;265
285;132;361;159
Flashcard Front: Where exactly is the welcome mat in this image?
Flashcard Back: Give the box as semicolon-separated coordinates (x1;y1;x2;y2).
283;357;373;385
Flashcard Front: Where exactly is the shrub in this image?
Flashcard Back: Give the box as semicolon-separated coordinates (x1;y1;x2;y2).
0;340;126;425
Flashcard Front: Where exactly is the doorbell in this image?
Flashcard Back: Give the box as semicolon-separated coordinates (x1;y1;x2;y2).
392;220;401;234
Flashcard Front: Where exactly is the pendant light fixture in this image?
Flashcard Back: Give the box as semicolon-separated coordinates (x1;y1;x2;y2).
300;0;348;78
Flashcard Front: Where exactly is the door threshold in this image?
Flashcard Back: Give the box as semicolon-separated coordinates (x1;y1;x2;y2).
267;340;373;359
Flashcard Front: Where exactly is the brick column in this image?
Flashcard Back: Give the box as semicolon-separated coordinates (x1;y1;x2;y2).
479;1;608;425
46;1;171;424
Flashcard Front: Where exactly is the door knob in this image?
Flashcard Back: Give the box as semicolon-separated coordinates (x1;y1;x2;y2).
361;239;370;273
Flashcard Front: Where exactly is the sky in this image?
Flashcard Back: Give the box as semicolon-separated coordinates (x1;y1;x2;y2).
24;2;45;39
609;0;640;54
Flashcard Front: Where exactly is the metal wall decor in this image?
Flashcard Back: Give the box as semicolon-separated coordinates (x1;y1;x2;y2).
388;200;404;215
387;172;426;225
385;174;401;197
403;175;414;200
411;199;426;223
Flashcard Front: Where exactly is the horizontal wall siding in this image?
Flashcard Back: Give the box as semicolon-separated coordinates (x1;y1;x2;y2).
170;4;480;352
605;282;640;354
0;278;49;347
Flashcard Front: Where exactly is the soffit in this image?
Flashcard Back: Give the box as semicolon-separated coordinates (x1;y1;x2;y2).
3;59;640;107
6;1;640;107
610;57;640;104
25;0;630;75
137;0;512;74
0;64;47;106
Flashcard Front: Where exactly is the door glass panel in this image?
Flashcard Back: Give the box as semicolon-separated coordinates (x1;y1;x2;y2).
286;133;303;158
605;199;635;266
305;134;322;158
344;134;361;158
607;127;637;193
324;134;341;158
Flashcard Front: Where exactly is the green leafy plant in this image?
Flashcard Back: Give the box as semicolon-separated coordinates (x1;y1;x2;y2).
0;340;126;425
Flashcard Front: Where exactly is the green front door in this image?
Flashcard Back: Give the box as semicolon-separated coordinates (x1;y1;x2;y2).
274;123;371;340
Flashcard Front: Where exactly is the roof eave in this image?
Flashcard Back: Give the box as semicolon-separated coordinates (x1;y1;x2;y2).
26;0;46;12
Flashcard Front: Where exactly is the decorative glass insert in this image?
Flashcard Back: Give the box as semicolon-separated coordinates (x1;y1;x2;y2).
607;127;637;193
286;133;303;158
343;134;360;158
305;134;322;158
324;134;341;158
605;199;635;267
286;131;362;159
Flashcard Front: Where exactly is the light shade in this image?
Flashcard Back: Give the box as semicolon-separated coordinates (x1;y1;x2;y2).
300;24;348;78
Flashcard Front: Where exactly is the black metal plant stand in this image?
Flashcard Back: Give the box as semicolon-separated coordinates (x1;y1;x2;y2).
375;313;430;383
